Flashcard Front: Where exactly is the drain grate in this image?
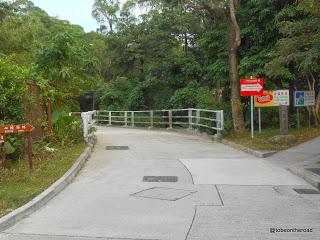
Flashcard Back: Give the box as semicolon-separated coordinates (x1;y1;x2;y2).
293;188;320;194
307;168;320;176
106;146;129;150
143;176;178;182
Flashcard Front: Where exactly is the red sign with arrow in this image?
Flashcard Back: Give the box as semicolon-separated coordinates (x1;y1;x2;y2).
0;123;34;134
240;78;264;96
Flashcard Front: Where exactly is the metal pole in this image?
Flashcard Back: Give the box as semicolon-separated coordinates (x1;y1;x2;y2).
297;108;300;130
251;96;254;138
258;107;261;133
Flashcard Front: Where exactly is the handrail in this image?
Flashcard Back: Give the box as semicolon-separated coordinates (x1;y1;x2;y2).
72;108;224;142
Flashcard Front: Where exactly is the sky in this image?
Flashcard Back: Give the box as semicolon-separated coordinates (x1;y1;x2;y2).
31;0;99;32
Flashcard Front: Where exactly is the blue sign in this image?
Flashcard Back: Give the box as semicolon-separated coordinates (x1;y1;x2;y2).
294;91;315;107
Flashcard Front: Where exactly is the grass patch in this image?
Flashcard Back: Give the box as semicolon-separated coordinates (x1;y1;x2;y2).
224;127;320;151
0;142;86;217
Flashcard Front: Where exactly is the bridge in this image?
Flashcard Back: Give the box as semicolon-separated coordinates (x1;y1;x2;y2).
1;109;320;239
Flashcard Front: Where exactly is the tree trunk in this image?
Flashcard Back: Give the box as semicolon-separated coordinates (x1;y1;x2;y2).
227;0;245;134
306;74;319;126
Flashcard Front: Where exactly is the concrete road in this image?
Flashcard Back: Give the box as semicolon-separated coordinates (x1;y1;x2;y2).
1;127;320;240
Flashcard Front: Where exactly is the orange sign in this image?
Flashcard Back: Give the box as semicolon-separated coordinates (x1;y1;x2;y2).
0;123;34;134
255;90;290;107
255;91;274;107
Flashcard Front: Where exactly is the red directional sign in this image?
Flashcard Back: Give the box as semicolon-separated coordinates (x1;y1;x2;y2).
0;123;34;134
240;78;264;96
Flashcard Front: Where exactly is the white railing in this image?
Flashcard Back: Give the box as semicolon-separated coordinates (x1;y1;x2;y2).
71;108;224;142
94;108;223;133
80;111;97;142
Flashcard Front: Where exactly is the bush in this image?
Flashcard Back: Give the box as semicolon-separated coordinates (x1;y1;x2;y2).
52;108;83;145
0;57;29;123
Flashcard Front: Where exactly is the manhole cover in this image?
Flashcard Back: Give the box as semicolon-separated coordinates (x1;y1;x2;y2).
293;188;320;194
143;176;178;182
131;187;196;201
307;168;320;176
106;146;129;150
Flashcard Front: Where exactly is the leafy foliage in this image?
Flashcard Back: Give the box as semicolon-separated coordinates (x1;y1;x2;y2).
1;0;320;140
0;57;28;123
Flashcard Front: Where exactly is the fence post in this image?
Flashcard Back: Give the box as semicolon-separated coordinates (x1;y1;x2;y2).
108;111;112;126
168;110;173;129
216;111;221;136
196;110;200;130
150;111;154;128
81;112;88;141
131;112;135;128
220;110;224;131
188;109;193;129
124;111;128;127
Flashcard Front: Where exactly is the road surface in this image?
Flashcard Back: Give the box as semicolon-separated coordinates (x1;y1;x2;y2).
1;127;319;239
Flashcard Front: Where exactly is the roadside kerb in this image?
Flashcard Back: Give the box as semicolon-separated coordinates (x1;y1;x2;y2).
0;137;96;231
288;165;320;190
219;139;276;158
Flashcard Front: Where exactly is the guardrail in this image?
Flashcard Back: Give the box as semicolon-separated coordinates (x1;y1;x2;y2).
71;108;224;142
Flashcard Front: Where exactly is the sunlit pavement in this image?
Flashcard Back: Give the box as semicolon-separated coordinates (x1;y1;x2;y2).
1;127;320;240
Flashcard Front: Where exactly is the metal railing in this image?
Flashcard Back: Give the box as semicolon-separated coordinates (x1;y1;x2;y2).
73;108;224;142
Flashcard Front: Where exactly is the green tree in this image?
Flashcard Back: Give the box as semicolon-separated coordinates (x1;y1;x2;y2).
92;0;120;32
268;0;320;125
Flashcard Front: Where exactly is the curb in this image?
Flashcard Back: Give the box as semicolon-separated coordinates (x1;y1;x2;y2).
288;166;320;190
0;137;96;231
219;139;276;158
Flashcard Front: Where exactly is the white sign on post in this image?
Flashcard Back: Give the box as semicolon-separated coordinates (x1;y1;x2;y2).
294;91;315;107
274;90;290;106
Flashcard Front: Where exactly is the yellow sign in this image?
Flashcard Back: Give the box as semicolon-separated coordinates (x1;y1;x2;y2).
255;90;290;107
255;91;274;107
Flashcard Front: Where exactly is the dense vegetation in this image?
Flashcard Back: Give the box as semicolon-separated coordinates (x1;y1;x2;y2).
1;0;320;139
90;0;320;133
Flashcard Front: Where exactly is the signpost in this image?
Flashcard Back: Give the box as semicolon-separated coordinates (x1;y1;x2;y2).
279;105;289;135
254;90;290;134
240;78;264;138
0;123;34;171
294;91;315;129
0;134;5;165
